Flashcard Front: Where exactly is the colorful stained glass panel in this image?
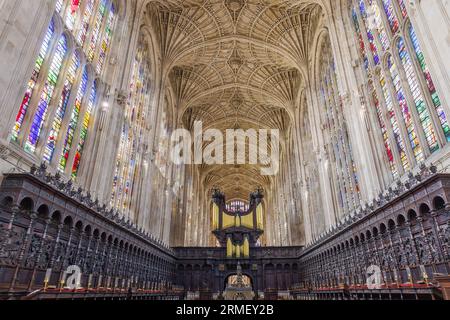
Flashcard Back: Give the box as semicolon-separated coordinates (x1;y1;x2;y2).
12;19;55;142
25;34;68;153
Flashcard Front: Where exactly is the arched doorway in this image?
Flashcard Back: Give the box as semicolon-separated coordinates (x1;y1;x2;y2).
225;273;253;289
223;264;255;300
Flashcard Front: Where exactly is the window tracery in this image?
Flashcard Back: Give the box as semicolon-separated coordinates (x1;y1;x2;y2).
111;32;152;215
349;0;448;178
318;37;361;214
11;0;117;180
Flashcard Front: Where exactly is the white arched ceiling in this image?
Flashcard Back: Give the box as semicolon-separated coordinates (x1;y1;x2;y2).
142;0;326;197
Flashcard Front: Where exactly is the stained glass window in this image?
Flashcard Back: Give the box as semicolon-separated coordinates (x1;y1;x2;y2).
72;80;97;178
97;3;115;74
77;0;95;46
397;0;408;19
382;0;399;34
409;25;450;141
111;35;152;213
88;0;107;62
397;37;438;153
12;0;116;180
319;43;361;213
25;34;68;154
43;50;81;162
359;0;380;65
379;70;409;170
59;67;88;172
387;54;424;162
226;201;249;213
351;1;403;177
351;7;369;71
65;0;81;31
368;81;398;177
156;110;170;176
368;0;390;50
12;19;55;142
55;0;64;14
349;0;446;176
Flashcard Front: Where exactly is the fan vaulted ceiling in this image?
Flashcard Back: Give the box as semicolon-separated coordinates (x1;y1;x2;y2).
144;0;325;199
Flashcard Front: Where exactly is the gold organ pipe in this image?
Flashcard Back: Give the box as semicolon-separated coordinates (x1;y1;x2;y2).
241;214;253;229
235;245;241;258
227;237;233;258
223;213;234;229
212;203;219;230
243;237;250;258
235;215;241;227
256;204;264;230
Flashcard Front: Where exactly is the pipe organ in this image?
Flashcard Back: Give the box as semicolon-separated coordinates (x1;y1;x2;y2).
211;188;264;259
